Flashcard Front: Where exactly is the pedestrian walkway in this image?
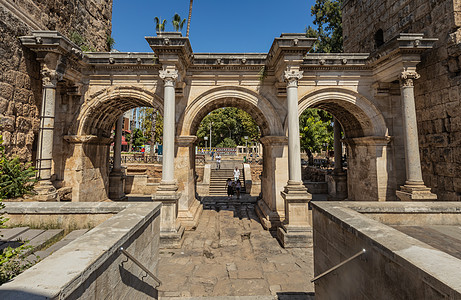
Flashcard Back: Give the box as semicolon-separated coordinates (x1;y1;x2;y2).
157;199;315;299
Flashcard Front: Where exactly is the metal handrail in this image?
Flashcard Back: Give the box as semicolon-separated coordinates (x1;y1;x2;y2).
119;247;162;287
311;249;366;283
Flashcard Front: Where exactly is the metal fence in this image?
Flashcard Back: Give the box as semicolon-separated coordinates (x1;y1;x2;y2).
196;147;237;156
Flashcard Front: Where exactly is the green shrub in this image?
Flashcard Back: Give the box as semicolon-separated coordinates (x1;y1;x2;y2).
0;135;37;199
0;135;37;284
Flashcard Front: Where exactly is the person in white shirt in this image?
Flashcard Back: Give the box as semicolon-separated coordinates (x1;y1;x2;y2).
216;154;221;170
233;166;240;182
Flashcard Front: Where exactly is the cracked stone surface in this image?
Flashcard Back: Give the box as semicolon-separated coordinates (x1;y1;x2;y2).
157;202;315;298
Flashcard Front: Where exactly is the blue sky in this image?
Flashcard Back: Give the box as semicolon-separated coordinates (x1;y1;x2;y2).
112;0;316;53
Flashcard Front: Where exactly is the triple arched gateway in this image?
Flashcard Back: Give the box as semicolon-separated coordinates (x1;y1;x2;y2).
20;31;437;247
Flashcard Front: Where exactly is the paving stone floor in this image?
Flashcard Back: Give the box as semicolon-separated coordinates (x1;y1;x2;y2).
157;201;315;299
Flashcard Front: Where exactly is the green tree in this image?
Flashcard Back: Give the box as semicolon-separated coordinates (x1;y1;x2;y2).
155;17;167;32
196;108;260;147
172;13;186;32
131;128;147;149
299;109;334;163
140;108;163;153
306;0;343;53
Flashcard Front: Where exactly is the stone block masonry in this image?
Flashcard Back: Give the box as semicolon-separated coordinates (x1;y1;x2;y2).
342;0;461;200
0;0;112;160
0;202;161;299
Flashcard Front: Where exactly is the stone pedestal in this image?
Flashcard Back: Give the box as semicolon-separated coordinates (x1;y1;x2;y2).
277;182;312;248
109;171;127;201
152;184;184;248
34;181;59;201
327;172;348;200
396;185;437;201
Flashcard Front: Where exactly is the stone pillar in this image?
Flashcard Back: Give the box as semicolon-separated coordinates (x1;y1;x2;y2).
152;68;184;248
34;68;59;201
109;116;127;201
396;71;437;201
176;135;203;230
333;119;343;174
277;70;313;248
256;136;288;230
327;118;348;200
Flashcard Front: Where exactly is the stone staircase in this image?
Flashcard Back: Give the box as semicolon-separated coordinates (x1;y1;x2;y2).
209;168;246;196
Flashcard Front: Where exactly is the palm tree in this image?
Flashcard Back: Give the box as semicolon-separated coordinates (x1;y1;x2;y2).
172;13;186;32
154;17;167;32
186;0;193;37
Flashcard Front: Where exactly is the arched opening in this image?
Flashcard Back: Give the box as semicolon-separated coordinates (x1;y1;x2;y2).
178;87;286;229
298;88;392;201
63;87;163;202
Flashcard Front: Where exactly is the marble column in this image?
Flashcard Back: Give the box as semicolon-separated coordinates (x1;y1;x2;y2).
113;116;123;172
152;68;184;248
109;115;126;201
35;68;58;201
333;119;343;174
396;70;436;201
327;118;348;200
159;69;178;188
277;70;312;248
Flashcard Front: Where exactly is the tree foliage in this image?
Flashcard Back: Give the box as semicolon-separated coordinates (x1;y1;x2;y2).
131;128;147;149
172;13;186;32
196;108;260;148
306;0;343;53
155;17;167;32
140;108;163;145
299;109;334;159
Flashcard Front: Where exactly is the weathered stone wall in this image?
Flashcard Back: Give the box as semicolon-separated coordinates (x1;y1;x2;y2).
0;0;112;160
312;202;461;299
342;0;461;200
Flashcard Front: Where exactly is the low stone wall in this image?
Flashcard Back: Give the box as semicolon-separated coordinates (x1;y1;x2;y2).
302;166;328;182
311;202;461;299
0;202;161;299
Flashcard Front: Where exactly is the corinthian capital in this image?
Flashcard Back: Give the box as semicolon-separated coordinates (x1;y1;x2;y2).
159;69;179;86
283;70;303;87
399;71;420;87
41;67;58;88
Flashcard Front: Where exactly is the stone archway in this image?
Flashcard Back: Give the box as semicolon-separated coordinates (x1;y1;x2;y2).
63;86;163;202
177;86;287;229
297;88;392;200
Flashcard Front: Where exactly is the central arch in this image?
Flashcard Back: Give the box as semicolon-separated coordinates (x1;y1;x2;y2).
178;86;283;137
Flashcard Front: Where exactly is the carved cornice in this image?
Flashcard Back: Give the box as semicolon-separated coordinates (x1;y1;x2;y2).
64;135;113;145
283;70;303;87
260;136;288;145
176;135;197;147
343;136;392;146
399;70;420;87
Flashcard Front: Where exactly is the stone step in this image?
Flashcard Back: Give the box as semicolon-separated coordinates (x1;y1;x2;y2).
0;227;29;243
0;228;45;251
30;229;89;261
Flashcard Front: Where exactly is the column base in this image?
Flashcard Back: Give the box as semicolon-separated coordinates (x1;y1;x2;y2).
396;183;437;201
109;171;127;201
152;183;184;248
33;181;59;201
277;182;313;248
277;224;313;248
177;198;203;230
326;172;348;200
255;199;282;230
